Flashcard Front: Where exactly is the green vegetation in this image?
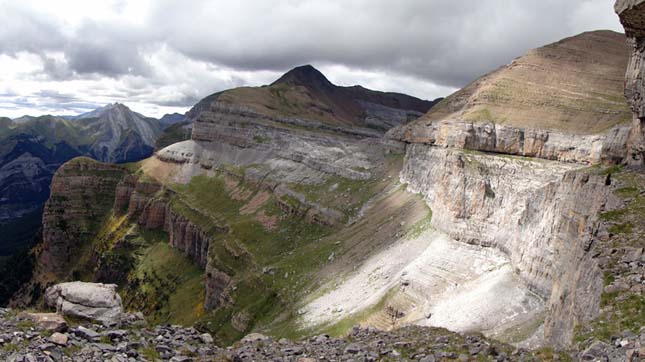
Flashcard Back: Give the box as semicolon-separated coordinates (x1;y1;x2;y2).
252;135;269;143
573;168;645;347
167;173;338;343
121;230;205;326
139;346;161;361
575;293;645;343
289;154;404;219
464;107;494;122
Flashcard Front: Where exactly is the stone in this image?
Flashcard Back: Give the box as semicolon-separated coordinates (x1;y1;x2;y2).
48;332;68;346
199;333;213;344
281;346;304;356
344;343;361;354
616;0;645;166
73;326;100;342
170;357;193;362
44;282;123;326
581;341;611;360
105;330;128;340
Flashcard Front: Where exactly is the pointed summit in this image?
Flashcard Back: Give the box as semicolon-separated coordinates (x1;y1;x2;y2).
76;103;133;119
271;65;335;91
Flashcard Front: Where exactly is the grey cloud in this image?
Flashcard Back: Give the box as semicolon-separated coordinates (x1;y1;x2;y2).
0;0;624;114
62;21;152;78
154;94;203;108
148;0;621;88
0;3;66;55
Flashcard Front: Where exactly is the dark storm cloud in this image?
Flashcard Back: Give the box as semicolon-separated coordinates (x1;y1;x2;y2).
0;0;623;115
147;0;621;87
62;21;153;78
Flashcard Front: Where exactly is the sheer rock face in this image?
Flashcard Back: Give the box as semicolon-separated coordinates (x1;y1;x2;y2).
388;119;630;165
114;176;230;310
40;159;126;277
400;146;611;346
114;176;217;270
616;0;645;166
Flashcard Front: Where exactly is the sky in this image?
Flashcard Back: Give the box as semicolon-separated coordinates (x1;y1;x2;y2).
0;0;624;118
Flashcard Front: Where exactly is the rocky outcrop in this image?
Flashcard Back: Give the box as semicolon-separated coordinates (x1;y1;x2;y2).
114;176;227;308
400;145;612;346
187;102;385;181
44;282;123;326
162;208;213;269
616;0;645;166
39;158;126;278
204;261;233;311
115;177;215;269
388;119;630;164
391;31;630;165
1;307;579;361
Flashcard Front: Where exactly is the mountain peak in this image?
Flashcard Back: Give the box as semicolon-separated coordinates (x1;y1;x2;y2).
77;103;133;119
105;102;130;111
271;65;335;90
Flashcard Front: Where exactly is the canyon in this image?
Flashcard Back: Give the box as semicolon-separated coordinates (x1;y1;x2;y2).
0;104;184;261
1;13;644;362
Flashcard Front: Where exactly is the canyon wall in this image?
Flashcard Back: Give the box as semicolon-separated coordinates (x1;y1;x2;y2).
388;120;630;165
399;145;612;346
39;158;126;278
113;175;231;310
616;0;645;166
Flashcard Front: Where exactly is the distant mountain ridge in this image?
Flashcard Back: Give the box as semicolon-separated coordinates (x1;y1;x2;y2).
0;104;162;257
188;64;442;131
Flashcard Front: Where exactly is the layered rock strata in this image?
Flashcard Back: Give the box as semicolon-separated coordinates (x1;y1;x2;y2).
44;282;123;326
616;0;645;166
399;146;613;346
388;120;630;164
113;175;231;310
39;159;126;277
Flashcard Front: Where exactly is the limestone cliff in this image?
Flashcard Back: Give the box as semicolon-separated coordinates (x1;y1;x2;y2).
616;0;645;166
390;31;631;165
10;39;639;351
8;158;126;306
400;146;611;346
377;31;633;347
39;158;126;278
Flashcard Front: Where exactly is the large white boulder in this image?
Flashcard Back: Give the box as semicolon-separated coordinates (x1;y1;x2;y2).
44;282;123;326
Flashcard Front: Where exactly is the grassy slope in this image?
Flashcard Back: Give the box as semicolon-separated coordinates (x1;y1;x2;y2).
123;231;205;326
129;154;410;344
412;30;631;134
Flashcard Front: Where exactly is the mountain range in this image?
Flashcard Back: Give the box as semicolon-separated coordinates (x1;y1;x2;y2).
0;104;185;256
0;23;643;360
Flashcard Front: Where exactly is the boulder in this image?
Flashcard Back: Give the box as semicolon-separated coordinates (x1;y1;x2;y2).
44;282;123;326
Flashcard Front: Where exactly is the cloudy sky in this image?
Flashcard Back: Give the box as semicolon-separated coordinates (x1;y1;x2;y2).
0;0;623;118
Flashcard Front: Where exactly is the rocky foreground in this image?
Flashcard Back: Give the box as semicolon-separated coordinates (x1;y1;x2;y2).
1;304;644;362
0;307;523;362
